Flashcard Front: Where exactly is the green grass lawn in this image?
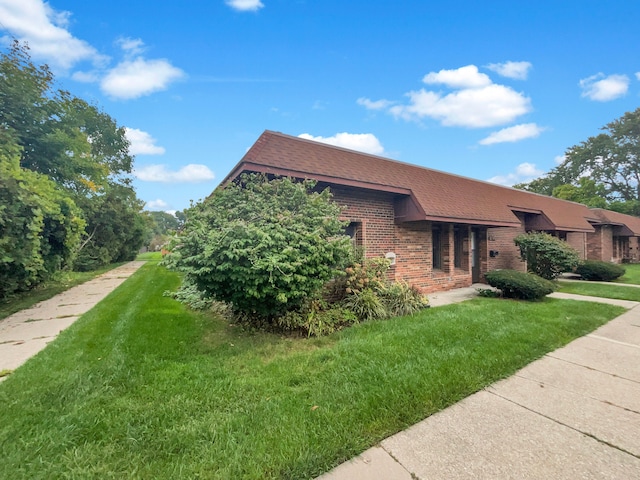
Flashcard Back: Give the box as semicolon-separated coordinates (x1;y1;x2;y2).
616;263;640;285
0;263;624;479
557;280;640;301
136;251;163;261
0;262;127;321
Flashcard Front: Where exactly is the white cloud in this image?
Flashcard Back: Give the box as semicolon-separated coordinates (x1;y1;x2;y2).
135;164;215;183
423;65;492;89
225;0;264;12
124;128;165;155
116;37;145;56
0;0;105;69
0;1;184;101
636;72;640;81
486;61;532;80
364;64;532;128
479;123;545;145
579;73;629;101
554;154;566;165
145;199;170;211
487;162;544;186
357;97;394;110
298;132;385;155
389;84;531;128
100;57;184;99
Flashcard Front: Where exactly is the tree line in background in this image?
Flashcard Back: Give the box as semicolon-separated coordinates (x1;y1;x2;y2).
515;107;640;216
0;41;163;298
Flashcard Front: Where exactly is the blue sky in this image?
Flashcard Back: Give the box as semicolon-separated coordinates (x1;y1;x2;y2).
2;0;640;212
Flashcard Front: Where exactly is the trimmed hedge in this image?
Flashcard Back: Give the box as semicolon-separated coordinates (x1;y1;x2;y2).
575;260;625;282
485;269;555;300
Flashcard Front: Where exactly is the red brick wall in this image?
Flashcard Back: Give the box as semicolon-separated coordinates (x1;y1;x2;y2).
566;232;587;259
394;221;430;287
486;218;589;271
331;186;474;292
332;186;396;254
395;222;473;293
587;226;613;262
487;213;526;272
630;237;640;262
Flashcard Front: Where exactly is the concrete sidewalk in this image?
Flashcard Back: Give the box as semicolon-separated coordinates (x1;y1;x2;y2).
319;291;640;479
0;261;144;375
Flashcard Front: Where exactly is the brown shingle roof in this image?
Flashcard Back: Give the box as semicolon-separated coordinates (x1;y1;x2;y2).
223;130;596;232
590;208;640;236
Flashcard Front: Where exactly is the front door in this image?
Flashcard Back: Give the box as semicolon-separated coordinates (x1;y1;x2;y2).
471;229;481;283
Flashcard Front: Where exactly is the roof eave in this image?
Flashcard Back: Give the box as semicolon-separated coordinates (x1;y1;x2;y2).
419;215;521;228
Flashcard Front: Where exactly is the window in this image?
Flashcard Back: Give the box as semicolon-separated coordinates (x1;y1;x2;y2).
345;221;363;247
432;226;442;269
454;227;464;268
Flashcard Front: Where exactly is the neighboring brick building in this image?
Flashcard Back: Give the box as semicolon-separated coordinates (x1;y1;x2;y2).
588;209;640;263
221;131;640;292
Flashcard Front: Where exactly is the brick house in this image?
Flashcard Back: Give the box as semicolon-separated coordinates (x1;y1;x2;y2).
221;130;635;292
588;208;640;263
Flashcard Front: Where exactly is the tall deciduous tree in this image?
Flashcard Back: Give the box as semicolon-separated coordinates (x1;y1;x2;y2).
73;184;147;271
551;178;607;208
515;107;640;213
0;41;148;275
165;174;352;319
148;211;180;236
0;41;133;194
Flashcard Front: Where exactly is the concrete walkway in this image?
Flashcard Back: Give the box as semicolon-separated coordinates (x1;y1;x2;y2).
0;261;144;375
319;288;640;479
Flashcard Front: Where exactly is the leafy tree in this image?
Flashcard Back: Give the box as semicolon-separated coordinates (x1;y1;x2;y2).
0;41;133;195
143;211;180;252
148;211;180;236
514;232;580;280
174;210;187;228
607;200;640;216
1;41;147;272
74;184;147;271
551;178;607;208
516;108;640;208
0;140;84;297
513;172;571;197
562;108;640;202
165;174;352;319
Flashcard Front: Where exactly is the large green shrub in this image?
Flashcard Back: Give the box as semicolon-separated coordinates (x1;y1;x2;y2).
575;260;625;281
164;174;352;319
0;149;84;298
485;269;555;300
514;232;580;280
